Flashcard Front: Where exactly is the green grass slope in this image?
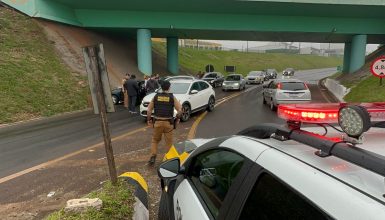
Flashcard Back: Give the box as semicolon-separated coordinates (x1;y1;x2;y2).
153;42;342;75
0;7;89;124
334;46;385;103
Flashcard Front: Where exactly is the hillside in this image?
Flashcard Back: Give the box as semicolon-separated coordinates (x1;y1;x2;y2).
153;42;343;75
335;45;385;102
0;7;89;124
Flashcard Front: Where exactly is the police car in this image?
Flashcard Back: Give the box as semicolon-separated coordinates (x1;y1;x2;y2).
157;103;385;220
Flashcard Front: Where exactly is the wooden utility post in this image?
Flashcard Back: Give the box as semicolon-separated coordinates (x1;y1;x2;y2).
83;45;118;184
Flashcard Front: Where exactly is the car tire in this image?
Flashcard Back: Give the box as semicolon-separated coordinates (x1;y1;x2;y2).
263;96;267;105
181;103;191;122
270;99;277;111
111;95;118;105
212;83;216;88
207;96;215;112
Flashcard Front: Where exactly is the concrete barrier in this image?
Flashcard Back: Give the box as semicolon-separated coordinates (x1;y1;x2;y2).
324;78;350;102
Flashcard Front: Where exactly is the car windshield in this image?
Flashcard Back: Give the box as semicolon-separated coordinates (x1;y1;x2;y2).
281;82;307;91
267;69;276;73
204;73;217;78
158;82;190;94
249;72;262;76
226;75;241;81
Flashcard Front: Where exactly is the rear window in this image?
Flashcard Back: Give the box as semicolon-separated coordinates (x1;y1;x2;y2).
281;82;307;91
204;73;217;78
226;75;241;81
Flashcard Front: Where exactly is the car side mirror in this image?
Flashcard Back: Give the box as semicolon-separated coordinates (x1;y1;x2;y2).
158;158;180;179
190;90;198;94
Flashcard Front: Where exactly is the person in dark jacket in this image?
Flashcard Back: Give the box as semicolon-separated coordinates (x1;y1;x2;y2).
145;75;159;94
124;75;139;113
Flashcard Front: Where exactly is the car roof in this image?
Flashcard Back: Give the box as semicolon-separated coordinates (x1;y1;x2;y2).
273;79;304;83
213;126;385;205
248;71;263;73
169;79;204;84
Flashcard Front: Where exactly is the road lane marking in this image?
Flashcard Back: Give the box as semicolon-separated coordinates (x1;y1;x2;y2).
0;126;147;184
188;85;260;139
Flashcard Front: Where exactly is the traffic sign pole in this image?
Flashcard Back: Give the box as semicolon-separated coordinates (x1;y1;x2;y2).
370;57;385;87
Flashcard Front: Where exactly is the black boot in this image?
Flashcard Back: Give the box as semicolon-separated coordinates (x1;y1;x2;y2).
148;155;156;165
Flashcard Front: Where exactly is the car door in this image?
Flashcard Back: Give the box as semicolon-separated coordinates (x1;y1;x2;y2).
173;149;249;220
264;81;274;103
223;164;333;220
198;81;211;106
189;82;202;110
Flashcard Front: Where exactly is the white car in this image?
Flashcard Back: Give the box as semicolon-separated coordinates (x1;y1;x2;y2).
157;103;385;220
263;79;311;111
245;71;264;84
140;79;215;122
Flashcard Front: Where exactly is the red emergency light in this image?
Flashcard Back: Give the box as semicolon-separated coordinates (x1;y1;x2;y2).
278;103;385;123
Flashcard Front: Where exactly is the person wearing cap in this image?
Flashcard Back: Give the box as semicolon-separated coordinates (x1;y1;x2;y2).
146;80;182;165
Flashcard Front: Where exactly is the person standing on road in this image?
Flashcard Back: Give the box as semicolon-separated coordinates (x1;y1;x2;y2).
124;74;139;113
123;73;130;109
146;80;182;165
146;75;158;94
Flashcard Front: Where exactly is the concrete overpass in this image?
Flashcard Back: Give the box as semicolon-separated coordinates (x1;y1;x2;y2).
3;0;385;75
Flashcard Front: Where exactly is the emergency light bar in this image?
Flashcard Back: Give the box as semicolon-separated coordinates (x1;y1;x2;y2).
278;103;385;124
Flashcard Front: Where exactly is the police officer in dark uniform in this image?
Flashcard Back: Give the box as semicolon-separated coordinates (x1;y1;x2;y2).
147;80;182;165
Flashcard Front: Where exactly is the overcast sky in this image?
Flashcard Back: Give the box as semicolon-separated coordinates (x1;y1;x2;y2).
206;40;379;53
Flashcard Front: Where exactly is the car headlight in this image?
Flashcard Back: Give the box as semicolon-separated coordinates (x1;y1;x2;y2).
234;83;239;86
210;80;214;83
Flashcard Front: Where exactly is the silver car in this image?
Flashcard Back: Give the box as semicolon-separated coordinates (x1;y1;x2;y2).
262;79;311;111
222;74;246;91
246;71;264;84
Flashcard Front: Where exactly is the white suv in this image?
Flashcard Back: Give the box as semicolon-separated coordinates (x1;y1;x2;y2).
140;79;215;122
157;103;385;220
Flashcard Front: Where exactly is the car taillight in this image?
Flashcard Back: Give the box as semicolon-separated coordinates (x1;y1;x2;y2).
277;83;282;90
304;83;309;90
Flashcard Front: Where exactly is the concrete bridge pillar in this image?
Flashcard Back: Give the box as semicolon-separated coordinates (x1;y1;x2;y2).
167;37;179;75
343;42;352;73
348;34;367;73
137;29;152;76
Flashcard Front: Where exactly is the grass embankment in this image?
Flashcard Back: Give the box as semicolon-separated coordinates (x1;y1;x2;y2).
0;7;89;124
46;180;135;220
344;76;385;102
329;60;385;102
153;42;342;75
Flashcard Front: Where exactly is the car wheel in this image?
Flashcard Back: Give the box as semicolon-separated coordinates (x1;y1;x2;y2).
181;104;191;122
263;95;267;105
212;83;216;88
111;95;118;105
270;99;277;111
207;96;215;112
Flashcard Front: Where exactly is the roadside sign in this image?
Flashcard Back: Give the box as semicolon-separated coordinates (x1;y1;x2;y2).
83;44;115;114
370;57;385;78
205;64;214;72
83;44;118;184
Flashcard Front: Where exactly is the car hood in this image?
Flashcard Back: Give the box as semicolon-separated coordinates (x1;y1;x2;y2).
142;92;186;103
224;80;240;83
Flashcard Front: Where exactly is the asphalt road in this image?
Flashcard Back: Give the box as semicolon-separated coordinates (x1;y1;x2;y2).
196;67;337;138
0;86;234;178
0;68;336;178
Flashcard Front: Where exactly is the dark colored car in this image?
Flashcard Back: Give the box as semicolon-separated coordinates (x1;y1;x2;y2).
202;72;225;88
111;80;146;106
261;70;270;81
266;69;278;79
283;68;295;77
